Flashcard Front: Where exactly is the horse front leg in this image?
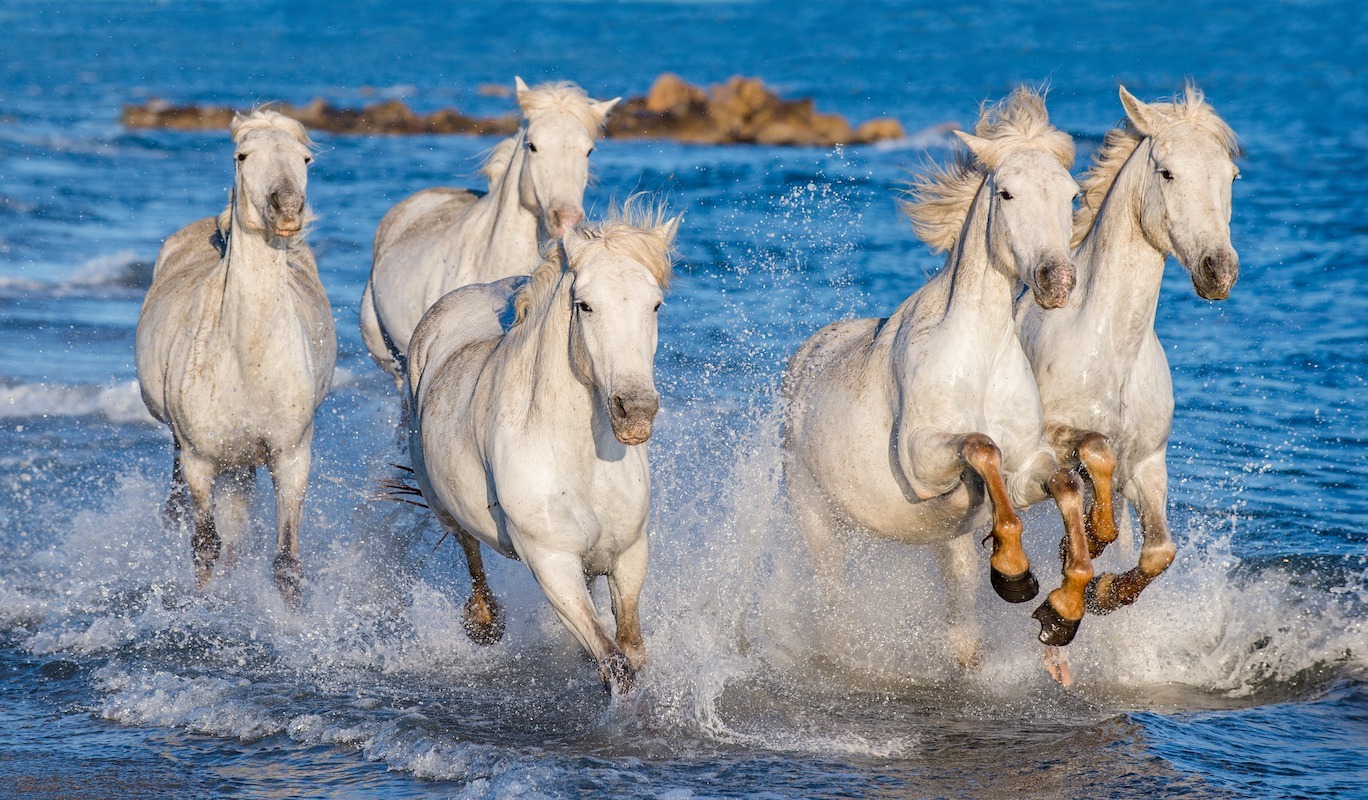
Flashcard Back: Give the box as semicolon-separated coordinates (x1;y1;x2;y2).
1087;454;1175;614
267;441;312;607
178;451;220;589
455;527;504;645
163;442;192;532
787;466;854;657
934;533;983;669
1045;422;1118;557
959;433;1038;604
606;535;648;670
525;547;634;695
214;466;256;571
1030;467;1093;648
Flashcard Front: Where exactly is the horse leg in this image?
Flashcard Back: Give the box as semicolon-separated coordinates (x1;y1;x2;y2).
1087;455;1175;614
1030;468;1093;648
788;468;852;655
163;442;192;532
178;452;220;589
1045;423;1118;556
606;535;648;670
959;433;1037;603
267;441;311;608
456;528;504;645
214;466;256;571
525;547;633;695
934;533;982;669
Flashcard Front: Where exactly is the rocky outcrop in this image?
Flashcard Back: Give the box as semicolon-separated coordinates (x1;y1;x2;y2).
121;75;906;147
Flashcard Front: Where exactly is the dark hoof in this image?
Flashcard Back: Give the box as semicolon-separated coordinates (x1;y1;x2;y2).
598;650;636;695
991;568;1040;603
1033;601;1081;646
461;597;505;646
273;555;302;609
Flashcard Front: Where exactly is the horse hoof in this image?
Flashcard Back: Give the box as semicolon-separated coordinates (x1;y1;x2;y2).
273;555;302;609
461;598;505;646
598;651;636;695
1033;601;1081;647
991;568;1039;603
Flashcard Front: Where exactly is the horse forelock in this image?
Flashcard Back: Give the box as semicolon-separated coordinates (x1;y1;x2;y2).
902;87;1072;254
518;81;610;133
230;108;316;150
1073;83;1239;247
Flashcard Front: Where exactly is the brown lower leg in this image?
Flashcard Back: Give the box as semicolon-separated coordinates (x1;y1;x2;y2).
458;530;504;644
1076;433;1118;557
1042;468;1093;623
960;433;1029;580
191;511;219;588
1087;543;1175;614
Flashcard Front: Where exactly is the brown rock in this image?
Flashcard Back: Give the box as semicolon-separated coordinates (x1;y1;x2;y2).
854;117;906;143
644;73;707;115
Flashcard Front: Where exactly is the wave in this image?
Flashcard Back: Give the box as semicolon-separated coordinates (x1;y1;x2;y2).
0;250;153;297
0;379;157;425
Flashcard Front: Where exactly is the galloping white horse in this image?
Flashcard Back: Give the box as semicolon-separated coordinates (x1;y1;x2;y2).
784;89;1093;668
1016;85;1240;615
361;78;619;384
405;202;679;695
136;110;336;604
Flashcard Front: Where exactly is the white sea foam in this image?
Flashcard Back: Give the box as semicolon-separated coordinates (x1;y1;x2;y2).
0;379;158;425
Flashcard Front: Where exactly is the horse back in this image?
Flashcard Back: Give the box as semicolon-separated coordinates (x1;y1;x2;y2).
408;275;525;406
373;187;483;260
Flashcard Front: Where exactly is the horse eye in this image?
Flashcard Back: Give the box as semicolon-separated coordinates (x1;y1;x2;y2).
998;189;1013;200
1233;170;1242;181
304;156;313;165
588;146;595;156
575;300;593;313
236;152;247;162
653;301;662;313
1159;168;1174;181
528;142;538;153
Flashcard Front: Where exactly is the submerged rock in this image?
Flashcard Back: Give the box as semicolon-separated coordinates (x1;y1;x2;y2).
121;75;906;147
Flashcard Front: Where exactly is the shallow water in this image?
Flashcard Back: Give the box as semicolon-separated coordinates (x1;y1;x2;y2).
1;1;1366;798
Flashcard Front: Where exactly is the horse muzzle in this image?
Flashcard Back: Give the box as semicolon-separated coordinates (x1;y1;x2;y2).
268;188;306;238
548;206;584;238
1031;257;1076;310
1191;249;1239;301
608;390;659;446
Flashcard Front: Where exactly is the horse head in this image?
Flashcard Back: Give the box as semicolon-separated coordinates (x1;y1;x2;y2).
513;77;619;238
562;204;679;447
1120;85;1241;301
228;110;315;244
955;105;1079;309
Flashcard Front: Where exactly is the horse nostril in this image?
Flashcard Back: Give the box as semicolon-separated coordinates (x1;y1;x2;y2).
612;394;627;419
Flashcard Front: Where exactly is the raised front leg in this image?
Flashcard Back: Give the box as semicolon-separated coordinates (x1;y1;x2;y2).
524;547;635;695
607;535;648;670
1045;422;1118;557
1030;468;1093;647
456;528;504;645
960;433;1038;604
1087;454;1175;614
268;441;312;607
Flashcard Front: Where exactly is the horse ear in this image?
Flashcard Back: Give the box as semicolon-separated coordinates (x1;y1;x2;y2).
952;130;998;169
653;215;682;248
561;223;585;252
514;76;530;95
591;96;621;121
1119;85;1169;135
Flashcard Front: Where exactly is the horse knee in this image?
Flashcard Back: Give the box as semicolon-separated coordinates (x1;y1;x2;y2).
1140;541;1176;576
959;433;1001;473
1047;468;1084;504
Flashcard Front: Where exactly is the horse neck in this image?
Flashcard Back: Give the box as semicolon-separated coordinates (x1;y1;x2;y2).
502;273;591;424
473;132;542;250
935;183;1019;332
1073;138;1168;357
217;196;301;335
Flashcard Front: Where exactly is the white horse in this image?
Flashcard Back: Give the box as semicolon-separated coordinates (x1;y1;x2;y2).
405;202;679;695
783;89;1093;670
136;110;335;604
1016;85;1240;615
361;77;619;384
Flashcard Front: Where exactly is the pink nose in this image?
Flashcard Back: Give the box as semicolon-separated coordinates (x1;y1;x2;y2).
552;207;583;235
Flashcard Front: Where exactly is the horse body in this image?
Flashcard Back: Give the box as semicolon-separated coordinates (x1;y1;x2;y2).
136;111;335;603
784;89;1093;667
406;205;678;694
363;79;618;383
1016;85;1240;613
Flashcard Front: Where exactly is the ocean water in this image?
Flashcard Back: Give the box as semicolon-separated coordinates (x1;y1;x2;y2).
1;1;1366;798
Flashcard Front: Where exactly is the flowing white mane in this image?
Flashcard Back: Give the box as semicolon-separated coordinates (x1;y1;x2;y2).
902;87;1075;253
479;136;520;186
519;81;613;133
512;200;677;326
1073;83;1239;247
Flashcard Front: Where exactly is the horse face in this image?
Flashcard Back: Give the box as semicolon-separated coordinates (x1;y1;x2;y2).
567;257;664;446
234;129;313;241
1142;129;1241;301
518;114;597;238
988;150;1078;309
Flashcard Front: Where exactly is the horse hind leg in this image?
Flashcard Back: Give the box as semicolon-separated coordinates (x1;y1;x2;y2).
1030;467;1094;648
455;528;504;645
960;433;1038;604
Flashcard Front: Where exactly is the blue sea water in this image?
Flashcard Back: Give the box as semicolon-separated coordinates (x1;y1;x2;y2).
1;1;1366;797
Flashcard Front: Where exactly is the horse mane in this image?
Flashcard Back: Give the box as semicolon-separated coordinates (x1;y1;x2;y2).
518;81;612;133
511;198;677;326
1073;82;1239;247
479;136;520;187
902;87;1074;253
216;108;318;243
